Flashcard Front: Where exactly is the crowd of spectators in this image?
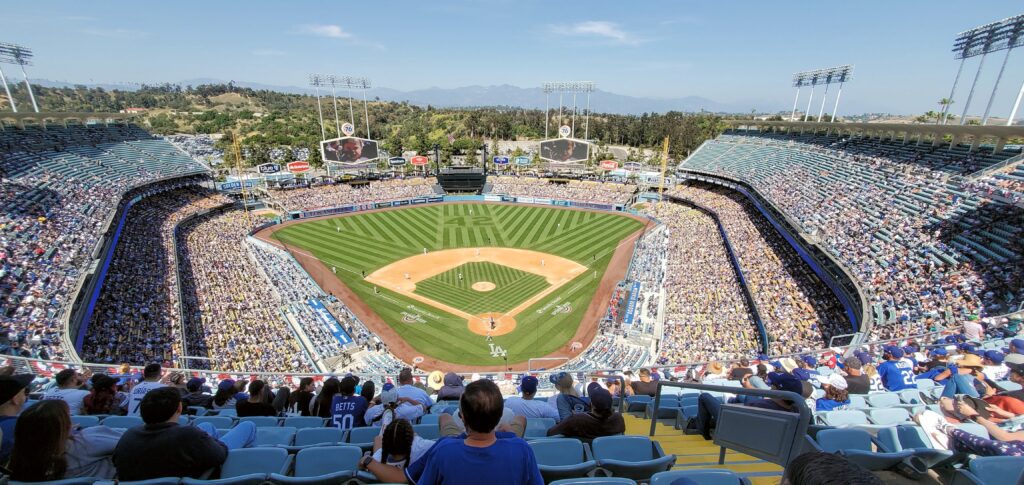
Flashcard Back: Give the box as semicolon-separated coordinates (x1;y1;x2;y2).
684;133;1023;341
488;176;637;205
82;187;232;365
667;185;851;355
163;135;224;167
268;178;437;212
644;202;759;363
176;209;312;373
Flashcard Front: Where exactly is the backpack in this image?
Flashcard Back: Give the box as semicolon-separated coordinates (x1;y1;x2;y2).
560;394;591;416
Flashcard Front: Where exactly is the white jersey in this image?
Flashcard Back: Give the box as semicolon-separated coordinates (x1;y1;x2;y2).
127;381;166;416
42;388;91;415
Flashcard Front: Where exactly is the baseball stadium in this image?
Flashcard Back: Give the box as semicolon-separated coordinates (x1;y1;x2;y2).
1;3;1024;484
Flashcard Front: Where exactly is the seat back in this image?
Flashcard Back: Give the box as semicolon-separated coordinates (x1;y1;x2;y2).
239;416;280;427
867;408;910;425
294;445;361;477
530;438;587;466
898;389;924;404
592;436;656;462
956;422;990;439
419;414;440;425
216;408;238;416
194;416;234;429
823;410;868;427
413;423;440;440
968;456;1024;484
916;378;937;390
896;425;934;450
865;393;900;408
650;468;746;484
525;417;557;438
295;427;345;447
283;416;326;429
847;395;868;409
254;426;296;446
221;447;290;478
102;416;144;429
71;415;100;428
347;426;378;444
815;428;873;453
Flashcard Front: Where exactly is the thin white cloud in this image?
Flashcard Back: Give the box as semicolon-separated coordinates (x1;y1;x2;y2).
300;24;353;39
80;28;148;39
551;21;644;45
252;49;287;57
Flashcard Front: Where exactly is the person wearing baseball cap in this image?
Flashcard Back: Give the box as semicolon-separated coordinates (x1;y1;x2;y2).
816;374;850;412
546;383;625;442
982;350;1008;381
0;374;34;462
840;357;870;395
878;346;917;391
126;364;165;416
505;376;559;420
182;377;212;410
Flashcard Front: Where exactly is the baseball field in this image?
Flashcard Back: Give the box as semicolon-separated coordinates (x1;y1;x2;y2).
267;203;645;367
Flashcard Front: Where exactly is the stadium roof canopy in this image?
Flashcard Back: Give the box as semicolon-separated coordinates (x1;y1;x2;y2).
726;119;1024;152
0;111;136;128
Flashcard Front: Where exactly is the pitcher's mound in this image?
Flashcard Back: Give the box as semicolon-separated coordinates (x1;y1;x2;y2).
469;313;517;336
471;281;496;292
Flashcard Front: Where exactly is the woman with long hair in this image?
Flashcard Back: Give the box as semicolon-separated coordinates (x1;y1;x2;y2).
553;372;590;421
312;378;340;418
292;377;316;416
236;380;277;417
372;418;435;471
213;379;239;409
83;374;122;416
10;400;123;481
816;375;851;411
360;380;376;404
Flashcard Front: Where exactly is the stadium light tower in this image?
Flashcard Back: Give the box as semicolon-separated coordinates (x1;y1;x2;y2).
791;65;852;122
308;74;327;140
542;81;596;139
0;42;39;113
330;76;372;138
945;15;1024;125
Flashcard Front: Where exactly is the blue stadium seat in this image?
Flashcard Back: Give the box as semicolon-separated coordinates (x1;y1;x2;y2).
215;408;238;417
876;426;954;468
268;445;362;483
193;416;235;430
10;479;97;485
590;436;676;480
346;426;378;451
847;395;868;409
866;408;911;426
108;479;182;485
916;379;937;390
413;422;440;440
821;410;869;427
549;479;637;485
102;416;144;429
220;447;293;478
529;438;598;482
650;469;752;484
525;418;557;439
182;475;267;485
418;414;440;426
294;427;345;447
178;416;190;426
951;456;1024;484
239;416;280;427
956;422;990;439
814;428;917;472
71;415;100;428
624;395;652;413
187;406;209;417
254;426;297;447
282;416;325;429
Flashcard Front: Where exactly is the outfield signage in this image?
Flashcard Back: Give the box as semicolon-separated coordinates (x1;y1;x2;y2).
389;157;407;166
624;161;642;171
514;156;531;166
493;156;509;165
410;155;430;166
622;281;642;326
307;299;353;345
287;161;311;173
258;163;281;174
599;160;618;170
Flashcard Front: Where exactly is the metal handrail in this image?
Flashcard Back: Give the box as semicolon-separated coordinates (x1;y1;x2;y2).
648;380;812;466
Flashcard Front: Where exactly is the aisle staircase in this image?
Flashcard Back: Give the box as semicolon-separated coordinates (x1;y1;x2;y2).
625;414;783;484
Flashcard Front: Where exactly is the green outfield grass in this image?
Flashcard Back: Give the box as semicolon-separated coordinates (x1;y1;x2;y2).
273;203;643;366
414;262;549;315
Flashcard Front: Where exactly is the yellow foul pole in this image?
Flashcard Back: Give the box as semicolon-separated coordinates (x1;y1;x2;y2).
232;132;251;224
658;136;669;199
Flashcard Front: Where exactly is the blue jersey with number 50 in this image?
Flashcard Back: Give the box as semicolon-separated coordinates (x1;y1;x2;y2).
331;395;369;430
877;359;917;391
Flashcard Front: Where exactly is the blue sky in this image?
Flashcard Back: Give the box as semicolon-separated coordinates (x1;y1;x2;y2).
6;1;1024;115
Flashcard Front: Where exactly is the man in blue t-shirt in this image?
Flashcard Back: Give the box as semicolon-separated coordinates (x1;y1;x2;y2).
877;346;918;391
0;374;33;462
331;376;368;430
358;379;544;485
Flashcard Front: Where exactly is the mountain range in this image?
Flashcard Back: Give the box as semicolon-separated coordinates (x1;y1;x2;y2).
32;78;745;115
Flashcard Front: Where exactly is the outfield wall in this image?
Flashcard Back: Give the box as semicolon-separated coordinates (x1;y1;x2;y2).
286;194;626;220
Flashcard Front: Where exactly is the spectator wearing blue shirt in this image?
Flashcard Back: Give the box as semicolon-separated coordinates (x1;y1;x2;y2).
815;374;851;412
877;346;917;391
504;376;559;420
359;379;544;485
396;368;432;421
0;374;33;462
792;356;820;382
331;376;368;430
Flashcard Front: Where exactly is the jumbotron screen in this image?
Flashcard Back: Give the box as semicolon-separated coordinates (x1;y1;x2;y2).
321;136;380;164
540;138;590;163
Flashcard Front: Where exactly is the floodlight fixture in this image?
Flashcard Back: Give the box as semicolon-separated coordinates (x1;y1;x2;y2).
0;42;38;112
790;65;853;122
542;81;597;141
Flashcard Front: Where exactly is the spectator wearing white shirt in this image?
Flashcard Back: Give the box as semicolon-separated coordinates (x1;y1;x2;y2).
963;319;984;342
127;364;166;416
505;376;559;420
42;369;91;416
982;351;1009;381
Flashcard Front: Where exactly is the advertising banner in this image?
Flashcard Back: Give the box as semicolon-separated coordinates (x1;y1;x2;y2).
389;157;407;166
599;160;618;170
483;195;502;202
287;161;311;173
514;156;532;166
321;136;380;164
624;161;643;172
492;156;509;165
258;163;281;174
410;155;430;166
622;281;642;326
307;299;353;345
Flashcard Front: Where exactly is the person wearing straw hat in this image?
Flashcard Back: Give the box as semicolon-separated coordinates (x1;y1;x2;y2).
939;353;986;400
426;371;445;396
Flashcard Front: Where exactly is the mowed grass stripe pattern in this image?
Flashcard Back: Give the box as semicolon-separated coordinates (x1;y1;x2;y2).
414;262;549;314
273;203;644;365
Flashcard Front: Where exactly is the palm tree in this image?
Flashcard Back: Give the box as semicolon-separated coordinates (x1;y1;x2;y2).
938;98;954;124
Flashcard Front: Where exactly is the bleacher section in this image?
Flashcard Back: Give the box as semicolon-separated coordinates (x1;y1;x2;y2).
680;131;1024;341
0;123;207;361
